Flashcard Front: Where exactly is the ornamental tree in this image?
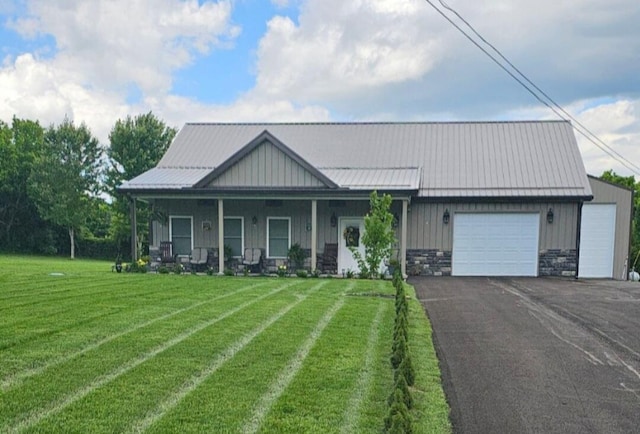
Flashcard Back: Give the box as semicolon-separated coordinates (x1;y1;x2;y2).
351;190;396;278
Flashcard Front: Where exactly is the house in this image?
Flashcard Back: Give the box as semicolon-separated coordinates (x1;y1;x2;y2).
118;121;633;279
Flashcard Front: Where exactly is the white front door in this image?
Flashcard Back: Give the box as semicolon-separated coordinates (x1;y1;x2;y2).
339;218;365;274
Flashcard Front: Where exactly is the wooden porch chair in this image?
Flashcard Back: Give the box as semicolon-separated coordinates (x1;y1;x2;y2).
159;241;176;265
321;243;338;274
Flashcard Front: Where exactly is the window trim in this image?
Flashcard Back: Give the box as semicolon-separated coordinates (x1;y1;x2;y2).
223;216;245;258
169;215;193;256
266;217;291;259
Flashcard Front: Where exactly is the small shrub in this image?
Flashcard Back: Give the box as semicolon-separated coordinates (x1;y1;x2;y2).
206;267;215;276
158;265;170;274
173;263;184;275
396;353;416;387
393;311;409;344
388;373;413;409
384;389;412;433
311;269;320;278
296;269;308;278
346;269;355;279
391;334;407;369
223;268;235;276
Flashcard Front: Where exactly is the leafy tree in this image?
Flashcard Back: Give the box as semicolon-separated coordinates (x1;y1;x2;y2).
0;118;47;250
28;118;103;258
106;112;177;253
351;191;396;278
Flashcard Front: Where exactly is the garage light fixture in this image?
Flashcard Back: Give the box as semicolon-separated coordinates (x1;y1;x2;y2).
547;208;554;224
443;209;450;225
330;212;337;227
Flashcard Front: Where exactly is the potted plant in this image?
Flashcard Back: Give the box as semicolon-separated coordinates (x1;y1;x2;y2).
287;243;306;271
388;258;400;275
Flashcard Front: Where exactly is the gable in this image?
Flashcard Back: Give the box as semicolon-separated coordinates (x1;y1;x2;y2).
197;132;337;189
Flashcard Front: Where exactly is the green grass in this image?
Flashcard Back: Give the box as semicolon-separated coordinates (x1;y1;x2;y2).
0;255;450;433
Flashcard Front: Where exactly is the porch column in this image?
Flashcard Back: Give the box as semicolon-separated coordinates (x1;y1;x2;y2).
218;199;224;274
311;200;317;271
401;199;408;278
130;197;137;261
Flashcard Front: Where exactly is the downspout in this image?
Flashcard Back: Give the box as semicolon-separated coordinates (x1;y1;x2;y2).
575;201;583;279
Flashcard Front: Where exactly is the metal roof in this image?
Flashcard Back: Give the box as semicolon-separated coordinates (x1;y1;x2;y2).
320;168;421;190
123;121;592;198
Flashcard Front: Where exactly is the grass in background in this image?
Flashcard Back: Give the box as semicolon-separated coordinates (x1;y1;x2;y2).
0;255;450;433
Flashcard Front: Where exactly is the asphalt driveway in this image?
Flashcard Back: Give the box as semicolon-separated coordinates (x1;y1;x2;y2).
411;277;640;434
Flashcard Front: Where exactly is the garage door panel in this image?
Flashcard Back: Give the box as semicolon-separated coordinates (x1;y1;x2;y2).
579;204;615;278
453;213;539;276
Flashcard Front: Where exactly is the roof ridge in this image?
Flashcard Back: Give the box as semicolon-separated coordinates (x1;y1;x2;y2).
184;120;570;126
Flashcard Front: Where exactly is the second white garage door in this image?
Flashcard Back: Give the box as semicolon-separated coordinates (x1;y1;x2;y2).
452;213;540;276
578;204;616;278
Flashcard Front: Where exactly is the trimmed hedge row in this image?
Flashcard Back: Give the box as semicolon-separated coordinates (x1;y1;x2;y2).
385;270;416;433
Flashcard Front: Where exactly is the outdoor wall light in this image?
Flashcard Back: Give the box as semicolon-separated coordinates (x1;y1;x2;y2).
547;208;554;224
252;216;258;225
330;212;338;227
443;209;450;225
392;212;400;229
306;221;312;231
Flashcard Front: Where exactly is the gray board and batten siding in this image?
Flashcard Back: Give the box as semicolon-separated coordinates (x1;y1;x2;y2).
151;198;398;256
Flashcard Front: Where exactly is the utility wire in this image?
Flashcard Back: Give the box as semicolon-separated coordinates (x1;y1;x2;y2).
423;0;640;176
436;0;640;175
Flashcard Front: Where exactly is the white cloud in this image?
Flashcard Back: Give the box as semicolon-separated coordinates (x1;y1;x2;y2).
10;0;239;94
253;0;445;102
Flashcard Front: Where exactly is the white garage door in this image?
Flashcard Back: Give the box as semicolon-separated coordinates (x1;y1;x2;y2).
579;204;616;278
453;213;540;276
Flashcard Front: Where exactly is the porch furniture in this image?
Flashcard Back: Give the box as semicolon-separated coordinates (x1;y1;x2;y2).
189;248;209;272
242;248;263;273
159;241;176;265
321;243;338;274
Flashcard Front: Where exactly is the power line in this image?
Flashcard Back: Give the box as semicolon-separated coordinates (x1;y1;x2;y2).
423;0;640;176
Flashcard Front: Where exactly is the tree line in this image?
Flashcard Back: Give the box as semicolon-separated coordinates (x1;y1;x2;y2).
0;113;176;260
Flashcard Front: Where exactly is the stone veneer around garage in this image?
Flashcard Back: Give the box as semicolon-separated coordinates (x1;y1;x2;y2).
407;248;577;277
407;249;452;276
538;249;577;277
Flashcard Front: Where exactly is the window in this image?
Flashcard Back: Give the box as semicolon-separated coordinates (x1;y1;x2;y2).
224;217;244;257
170;216;192;256
267;217;290;258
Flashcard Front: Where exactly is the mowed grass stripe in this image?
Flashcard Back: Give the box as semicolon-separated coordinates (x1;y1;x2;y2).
0;278;246;378
0;276;247;349
0;282;225;351
0;280;165;311
127;280;330;434
144;281;350;433
340;300;388;434
4;281;299;433
242;296;347;434
257;281;392;433
1;280;271;391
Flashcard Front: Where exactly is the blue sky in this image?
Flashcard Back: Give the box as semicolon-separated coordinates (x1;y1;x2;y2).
0;0;638;177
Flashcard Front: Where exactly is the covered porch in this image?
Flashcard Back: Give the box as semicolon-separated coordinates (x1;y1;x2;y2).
129;195;410;276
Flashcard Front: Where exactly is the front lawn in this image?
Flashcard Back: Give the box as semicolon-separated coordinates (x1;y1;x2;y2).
0;255;450;433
